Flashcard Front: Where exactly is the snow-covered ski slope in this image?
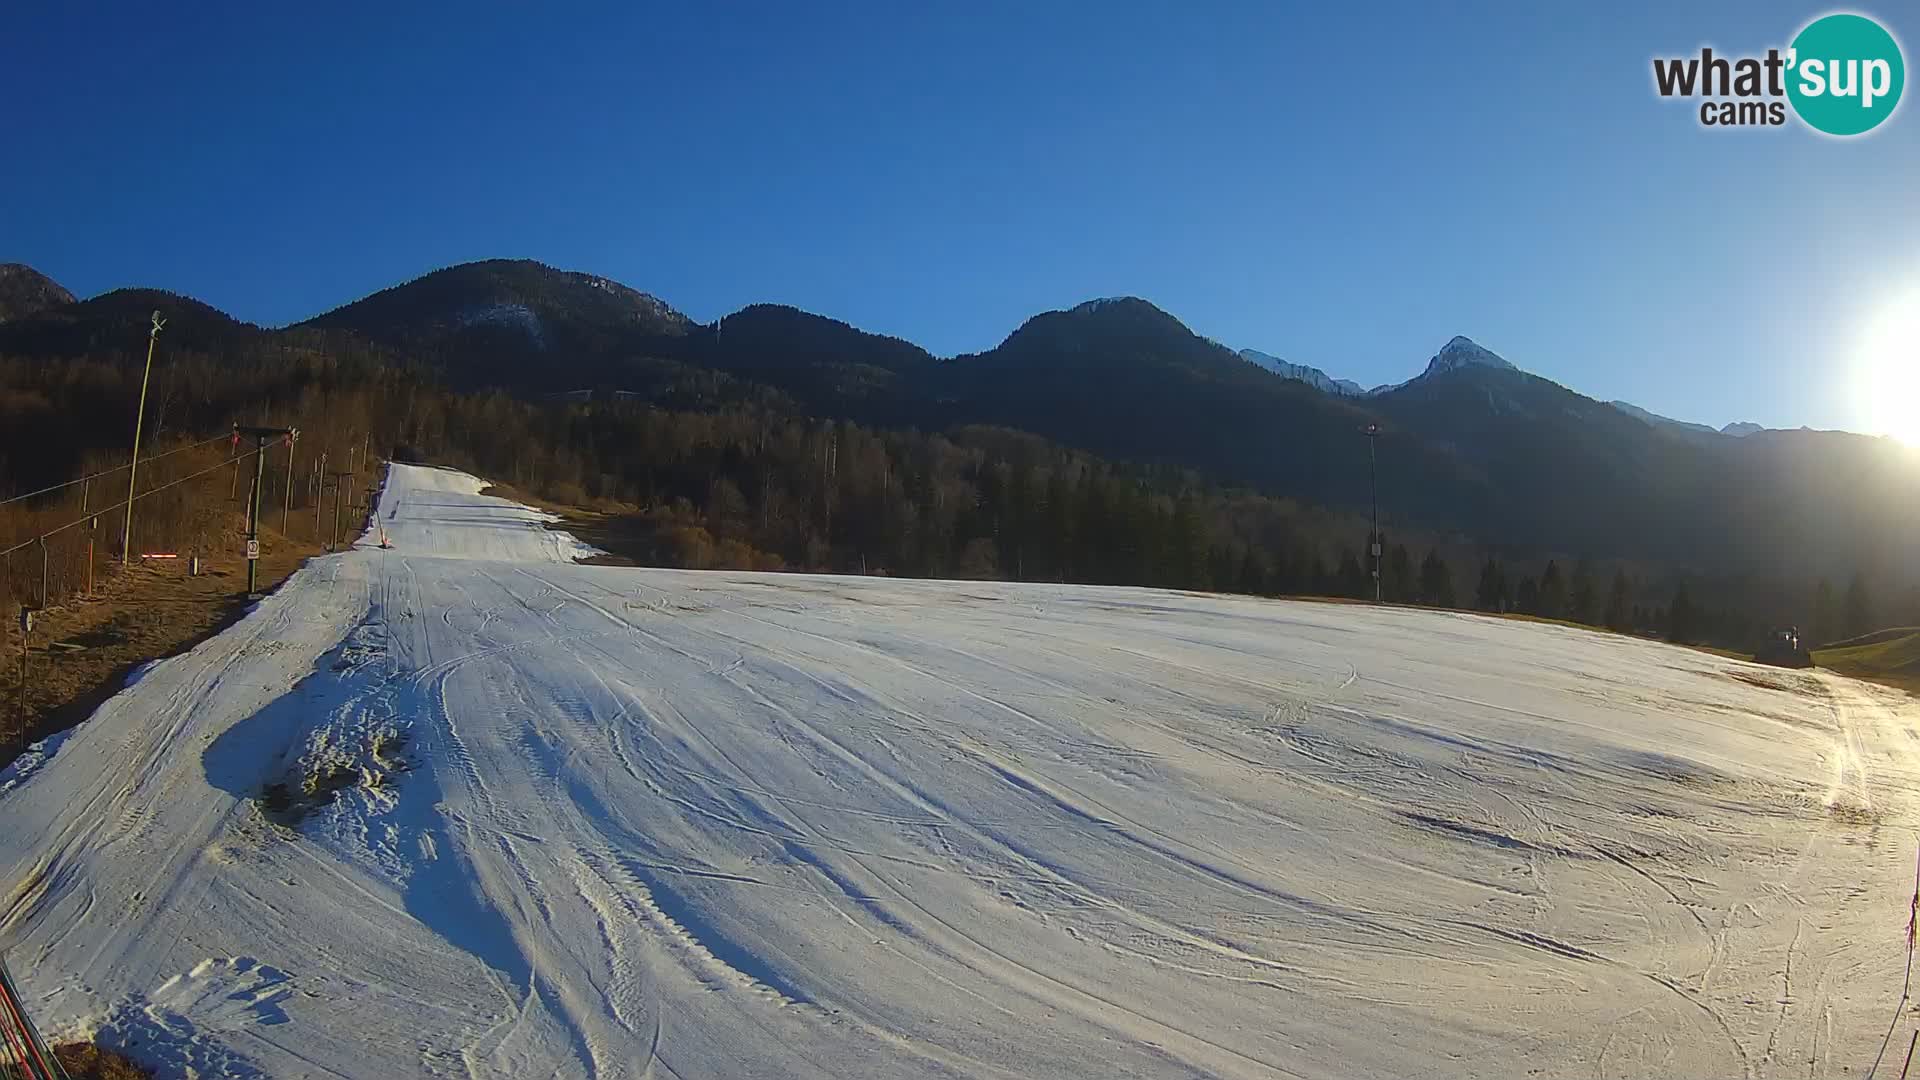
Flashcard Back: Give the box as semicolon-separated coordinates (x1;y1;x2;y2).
4;463;1919;1079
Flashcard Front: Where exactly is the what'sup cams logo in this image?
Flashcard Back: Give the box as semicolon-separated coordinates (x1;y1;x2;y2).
1654;12;1904;135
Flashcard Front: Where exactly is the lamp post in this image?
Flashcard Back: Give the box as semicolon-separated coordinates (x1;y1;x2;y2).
121;311;164;563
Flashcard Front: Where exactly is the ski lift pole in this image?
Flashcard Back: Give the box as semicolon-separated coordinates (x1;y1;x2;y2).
236;427;295;597
120;311;164;564
283;431;296;536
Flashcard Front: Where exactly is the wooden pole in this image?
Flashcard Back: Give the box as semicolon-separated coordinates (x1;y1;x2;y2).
83;477;93;598
16;609;28;745
284;434;296;536
330;471;355;549
316;452;328;546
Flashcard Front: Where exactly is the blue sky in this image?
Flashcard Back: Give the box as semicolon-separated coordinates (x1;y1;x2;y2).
4;2;1916;434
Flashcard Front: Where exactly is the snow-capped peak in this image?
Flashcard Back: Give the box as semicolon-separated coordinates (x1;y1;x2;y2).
1609;400;1769;441
1423;336;1517;377
1235;334;1521;400
1238;349;1367;397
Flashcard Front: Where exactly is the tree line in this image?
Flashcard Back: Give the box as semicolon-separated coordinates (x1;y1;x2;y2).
3;334;1915;654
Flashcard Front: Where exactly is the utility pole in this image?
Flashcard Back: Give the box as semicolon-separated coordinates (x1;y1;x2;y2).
316;452;329;546
121;311;164;563
1366;423;1382;603
82;478;93;598
238;426;295;597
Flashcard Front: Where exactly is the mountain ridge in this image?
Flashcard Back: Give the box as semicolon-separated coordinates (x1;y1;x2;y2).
0;263;76;323
0;258;1830;440
1;257;1911;587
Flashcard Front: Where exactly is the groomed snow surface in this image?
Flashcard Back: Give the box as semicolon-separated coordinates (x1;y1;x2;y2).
4;463;1919;1078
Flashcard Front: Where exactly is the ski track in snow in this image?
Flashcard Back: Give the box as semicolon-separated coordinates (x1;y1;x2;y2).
3;463;1919;1077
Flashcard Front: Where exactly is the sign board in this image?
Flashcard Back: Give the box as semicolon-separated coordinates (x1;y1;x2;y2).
246;538;261;561
18;607;34;634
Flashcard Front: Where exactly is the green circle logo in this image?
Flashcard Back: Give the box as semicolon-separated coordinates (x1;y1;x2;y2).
1787;13;1905;135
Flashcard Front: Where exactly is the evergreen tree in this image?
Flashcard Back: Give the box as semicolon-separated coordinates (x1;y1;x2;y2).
1538;560;1567;619
1844;571;1873;639
1385;544;1415;603
1668;582;1696;643
1604;570;1632;631
1419;548;1455;608
1168;494;1207;590
1336;549;1368;598
1810;579;1836;646
1516;576;1540;615
1569;562;1597;625
1476;558;1508;612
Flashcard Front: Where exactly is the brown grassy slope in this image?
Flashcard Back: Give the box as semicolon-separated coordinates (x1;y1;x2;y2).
0;525;320;768
1814;630;1920;696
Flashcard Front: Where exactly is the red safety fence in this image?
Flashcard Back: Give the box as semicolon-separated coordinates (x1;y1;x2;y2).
0;954;69;1080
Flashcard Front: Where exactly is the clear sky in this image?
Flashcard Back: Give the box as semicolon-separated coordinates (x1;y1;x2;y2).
4;2;1916;435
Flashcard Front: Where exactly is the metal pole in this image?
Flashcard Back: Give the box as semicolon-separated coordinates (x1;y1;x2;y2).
1367;424;1381;603
247;438;267;595
38;538;48;609
121;311;164;563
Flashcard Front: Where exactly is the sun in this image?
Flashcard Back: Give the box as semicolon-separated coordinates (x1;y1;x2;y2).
1858;294;1920;446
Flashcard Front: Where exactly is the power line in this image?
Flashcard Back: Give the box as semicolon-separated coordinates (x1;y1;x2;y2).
0;432;232;511
0;443;268;561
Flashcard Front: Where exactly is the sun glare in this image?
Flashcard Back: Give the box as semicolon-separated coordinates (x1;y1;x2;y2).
1859;294;1920;446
